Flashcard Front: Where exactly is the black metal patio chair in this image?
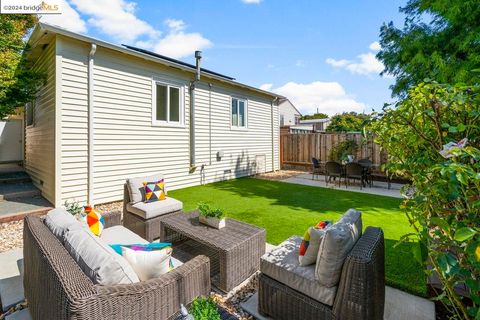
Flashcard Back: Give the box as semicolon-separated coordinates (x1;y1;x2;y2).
345;162;366;189
325;161;344;187
312;157;321;180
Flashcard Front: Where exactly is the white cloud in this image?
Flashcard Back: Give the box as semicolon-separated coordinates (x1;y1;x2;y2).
260;83;273;91
69;0;158;43
369;41;381;51
295;60;306;67
42;1;212;60
325;58;350;67
263;81;367;116
40;0;87;33
153;19;212;59
326;43;385;76
242;0;262;3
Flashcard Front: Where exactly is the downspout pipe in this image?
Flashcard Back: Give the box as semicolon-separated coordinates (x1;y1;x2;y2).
88;43;96;204
271;97;278;172
189;50;202;173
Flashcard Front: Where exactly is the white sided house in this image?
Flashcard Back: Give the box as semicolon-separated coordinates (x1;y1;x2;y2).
25;23;281;207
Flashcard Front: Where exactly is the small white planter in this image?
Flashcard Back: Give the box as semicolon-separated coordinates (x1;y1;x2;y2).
199;215;226;229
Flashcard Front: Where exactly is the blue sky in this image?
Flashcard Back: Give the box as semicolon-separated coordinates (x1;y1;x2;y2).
42;0;406;115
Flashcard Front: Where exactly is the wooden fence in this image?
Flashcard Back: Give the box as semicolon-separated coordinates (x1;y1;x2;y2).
280;133;386;170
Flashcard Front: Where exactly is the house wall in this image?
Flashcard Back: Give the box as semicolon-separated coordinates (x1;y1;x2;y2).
279;100;300;127
24;39;56;204
57;36;279;205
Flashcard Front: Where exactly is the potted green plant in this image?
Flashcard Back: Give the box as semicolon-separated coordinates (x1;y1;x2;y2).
197;202;225;229
189;297;221;320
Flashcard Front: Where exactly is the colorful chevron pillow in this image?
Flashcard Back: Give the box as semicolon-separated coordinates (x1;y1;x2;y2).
143;180;166;203
83;205;105;236
298;220;331;266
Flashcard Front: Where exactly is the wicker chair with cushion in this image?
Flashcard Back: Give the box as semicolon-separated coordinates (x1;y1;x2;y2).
258;209;385;320
325;161;343;187
23;210;210;320
123;174;183;241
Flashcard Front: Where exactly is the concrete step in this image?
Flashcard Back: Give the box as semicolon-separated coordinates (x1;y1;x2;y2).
0;249;24;313
5;308;31;320
0;172;31;185
0;183;41;202
0;196;53;223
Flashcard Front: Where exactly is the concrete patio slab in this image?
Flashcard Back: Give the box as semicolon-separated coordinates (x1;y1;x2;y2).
0;249;24;312
241;286;435;320
283;173;403;198
5;308;31;320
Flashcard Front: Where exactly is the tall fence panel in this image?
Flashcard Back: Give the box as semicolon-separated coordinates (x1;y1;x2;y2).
280;133;386;170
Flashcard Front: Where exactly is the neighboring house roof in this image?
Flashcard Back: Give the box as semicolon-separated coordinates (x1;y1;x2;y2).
290;124;314;131
299;118;330;124
29;22;284;100
279;99;302;116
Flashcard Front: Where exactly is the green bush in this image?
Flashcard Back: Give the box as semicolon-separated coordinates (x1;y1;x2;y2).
63;200;82;216
190;297;221;320
371;82;480;319
328;139;358;162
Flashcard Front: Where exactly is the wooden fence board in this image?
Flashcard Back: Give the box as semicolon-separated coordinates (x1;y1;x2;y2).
280;133;385;169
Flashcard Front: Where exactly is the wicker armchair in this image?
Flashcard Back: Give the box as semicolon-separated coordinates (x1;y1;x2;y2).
123;183;182;242
23;211;211;320
258;227;385;320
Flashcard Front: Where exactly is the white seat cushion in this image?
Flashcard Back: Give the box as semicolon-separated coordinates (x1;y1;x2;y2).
100;225;149;245
261;236;337;306
63;227;140;285
126;197;183;219
126;174;164;203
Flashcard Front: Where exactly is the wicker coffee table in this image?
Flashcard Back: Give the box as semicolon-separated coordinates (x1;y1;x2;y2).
160;211;266;292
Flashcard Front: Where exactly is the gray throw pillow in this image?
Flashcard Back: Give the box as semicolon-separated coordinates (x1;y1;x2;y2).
44;208;83;243
63;227;140;285
337;208;362;239
315;210;362;287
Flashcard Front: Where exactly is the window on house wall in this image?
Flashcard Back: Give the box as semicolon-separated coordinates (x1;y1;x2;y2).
26;101;34;127
280;114;285;126
295;115;300;125
153;81;183;126
231;97;247;128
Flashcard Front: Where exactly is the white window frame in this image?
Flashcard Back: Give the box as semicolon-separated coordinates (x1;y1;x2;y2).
230;96;248;130
151;79;185;127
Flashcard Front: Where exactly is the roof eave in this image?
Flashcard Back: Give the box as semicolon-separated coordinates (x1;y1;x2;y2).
34;22;283;100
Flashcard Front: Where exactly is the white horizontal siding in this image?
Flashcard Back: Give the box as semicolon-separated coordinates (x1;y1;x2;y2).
58;39;279;205
25;39;56;204
59;37;89;203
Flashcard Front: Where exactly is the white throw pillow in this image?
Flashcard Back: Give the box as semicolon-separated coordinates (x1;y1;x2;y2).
122;246;172;281
298;227;327;266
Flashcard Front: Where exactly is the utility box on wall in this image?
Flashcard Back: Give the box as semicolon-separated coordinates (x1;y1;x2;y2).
255;154;266;174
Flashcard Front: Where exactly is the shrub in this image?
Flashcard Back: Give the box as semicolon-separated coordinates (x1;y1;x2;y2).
371;82;480;319
328;139;358;162
189;297;221;320
63;200;82;217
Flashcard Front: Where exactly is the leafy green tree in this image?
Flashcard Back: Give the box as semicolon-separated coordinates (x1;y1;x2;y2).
326;112;370;133
377;0;480;97
371;82;480;319
300;112;328;120
0;14;44;118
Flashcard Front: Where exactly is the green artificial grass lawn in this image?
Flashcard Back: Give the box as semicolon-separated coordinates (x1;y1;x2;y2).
169;177;426;297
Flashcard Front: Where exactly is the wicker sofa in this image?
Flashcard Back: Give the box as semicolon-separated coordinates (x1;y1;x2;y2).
23;210;210;320
258;226;385;320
